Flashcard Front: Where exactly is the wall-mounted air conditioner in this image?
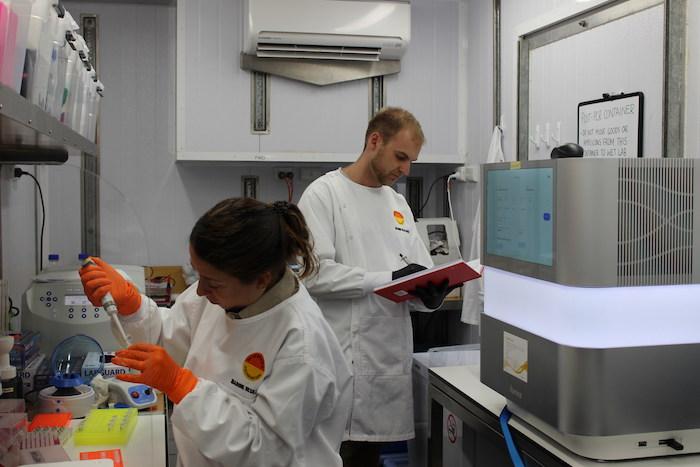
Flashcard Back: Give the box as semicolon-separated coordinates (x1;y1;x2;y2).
240;0;411;85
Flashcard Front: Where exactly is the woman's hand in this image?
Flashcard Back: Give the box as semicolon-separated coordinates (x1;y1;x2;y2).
113;343;198;404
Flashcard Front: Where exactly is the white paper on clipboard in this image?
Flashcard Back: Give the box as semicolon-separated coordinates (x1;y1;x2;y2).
578;92;643;158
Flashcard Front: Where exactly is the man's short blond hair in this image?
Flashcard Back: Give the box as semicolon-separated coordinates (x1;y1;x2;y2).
364;107;425;148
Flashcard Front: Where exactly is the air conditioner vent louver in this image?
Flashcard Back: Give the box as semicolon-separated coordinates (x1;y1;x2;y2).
257;43;381;61
617;159;694;286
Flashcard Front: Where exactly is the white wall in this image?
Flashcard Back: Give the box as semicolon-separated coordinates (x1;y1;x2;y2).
500;0;700;162
446;0;493;342
178;0;467;163
451;0;493;259
1;165;41;309
500;0;612;160
527;5;663;160
52;1;448;270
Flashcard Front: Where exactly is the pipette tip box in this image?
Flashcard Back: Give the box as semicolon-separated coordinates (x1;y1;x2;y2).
73;408;137;446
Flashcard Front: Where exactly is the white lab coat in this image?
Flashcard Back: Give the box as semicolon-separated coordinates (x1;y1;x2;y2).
298;169;433;442
119;280;352;467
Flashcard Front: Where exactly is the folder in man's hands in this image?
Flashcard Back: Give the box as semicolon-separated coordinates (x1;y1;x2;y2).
374;259;482;303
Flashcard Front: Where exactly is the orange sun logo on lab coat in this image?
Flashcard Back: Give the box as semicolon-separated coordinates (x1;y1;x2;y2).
393;210;405;225
243;353;265;381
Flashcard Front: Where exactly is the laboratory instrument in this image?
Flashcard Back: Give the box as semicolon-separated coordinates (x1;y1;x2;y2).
415;218;461;265
480;158;700;460
38;335;104;418
0;335;18;398
22;265;144;353
81;258;132;347
106;378;156;409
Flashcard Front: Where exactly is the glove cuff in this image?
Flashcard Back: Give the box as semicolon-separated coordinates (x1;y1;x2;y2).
167;368;198;404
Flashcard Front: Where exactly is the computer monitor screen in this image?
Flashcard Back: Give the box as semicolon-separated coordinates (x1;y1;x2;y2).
485;167;553;266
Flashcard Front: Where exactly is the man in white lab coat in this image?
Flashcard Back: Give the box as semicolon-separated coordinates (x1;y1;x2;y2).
298;107;452;466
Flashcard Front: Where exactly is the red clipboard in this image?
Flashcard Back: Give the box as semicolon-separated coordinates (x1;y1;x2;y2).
374;259;482;303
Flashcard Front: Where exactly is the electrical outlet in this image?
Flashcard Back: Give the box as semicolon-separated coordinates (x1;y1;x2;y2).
277;168;294;180
3;166;20;182
455;165;479;183
242;176;258;199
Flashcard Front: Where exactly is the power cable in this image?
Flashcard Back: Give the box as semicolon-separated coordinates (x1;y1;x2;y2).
14;168;46;271
416;173;452;218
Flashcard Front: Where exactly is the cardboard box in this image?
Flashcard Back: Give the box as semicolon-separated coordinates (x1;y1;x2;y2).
145;266;187;294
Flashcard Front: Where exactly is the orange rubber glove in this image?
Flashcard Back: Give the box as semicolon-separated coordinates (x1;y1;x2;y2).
112;343;198;404
79;257;142;315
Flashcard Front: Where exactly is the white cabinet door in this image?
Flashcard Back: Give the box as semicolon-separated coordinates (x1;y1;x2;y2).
177;0;259;161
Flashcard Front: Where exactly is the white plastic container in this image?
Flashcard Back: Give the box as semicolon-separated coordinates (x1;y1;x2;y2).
78;70;96;138
409;344;480;467
7;0;32;93
70;65;87;133
83;77;99;141
31;0;61;110
0;0;17;87
49;10;77;118
22;0;51;100
43;3;65;113
89;80;103;142
59;37;78;124
68;33;89;132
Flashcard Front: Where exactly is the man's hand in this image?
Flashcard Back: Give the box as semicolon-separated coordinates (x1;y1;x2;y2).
392;263;427;281
409;279;458;309
79;257;141;315
113;343;198;404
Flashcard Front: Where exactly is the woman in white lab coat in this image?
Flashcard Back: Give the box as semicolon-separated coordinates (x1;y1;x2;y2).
79;198;352;467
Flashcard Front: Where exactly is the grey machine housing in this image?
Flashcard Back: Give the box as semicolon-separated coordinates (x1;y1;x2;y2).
479;158;700;460
482;157;700;287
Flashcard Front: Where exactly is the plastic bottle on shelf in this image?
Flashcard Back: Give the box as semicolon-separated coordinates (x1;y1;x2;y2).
45;253;60;271
78;253;90;267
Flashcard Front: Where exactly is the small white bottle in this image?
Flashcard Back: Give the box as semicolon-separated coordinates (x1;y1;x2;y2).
46;253;60;271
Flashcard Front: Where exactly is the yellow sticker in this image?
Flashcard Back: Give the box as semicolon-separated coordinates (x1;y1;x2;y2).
510;161;522;170
393;210;405;225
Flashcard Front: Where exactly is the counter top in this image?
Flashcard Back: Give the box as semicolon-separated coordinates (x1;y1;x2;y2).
62;413;167;466
430;365;700;466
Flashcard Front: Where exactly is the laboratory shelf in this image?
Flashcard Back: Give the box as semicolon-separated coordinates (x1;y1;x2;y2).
0;83;97;162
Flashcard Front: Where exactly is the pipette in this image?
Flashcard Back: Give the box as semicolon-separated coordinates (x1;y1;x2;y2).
81;259;133;348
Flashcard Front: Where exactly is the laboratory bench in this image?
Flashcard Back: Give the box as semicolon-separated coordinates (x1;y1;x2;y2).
428;365;700;467
18;393;168;466
63;412;167;466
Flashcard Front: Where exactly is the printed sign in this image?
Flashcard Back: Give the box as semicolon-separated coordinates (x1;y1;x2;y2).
446;413;457;444
503;331;528;383
578;92;643;158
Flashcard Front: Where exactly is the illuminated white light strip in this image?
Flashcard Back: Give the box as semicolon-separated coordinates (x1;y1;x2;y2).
484;267;700;348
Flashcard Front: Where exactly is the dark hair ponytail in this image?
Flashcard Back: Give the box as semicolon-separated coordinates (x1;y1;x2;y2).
190;198;318;283
270;201;318;279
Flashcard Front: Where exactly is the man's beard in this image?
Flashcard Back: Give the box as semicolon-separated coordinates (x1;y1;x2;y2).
370;151;400;186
